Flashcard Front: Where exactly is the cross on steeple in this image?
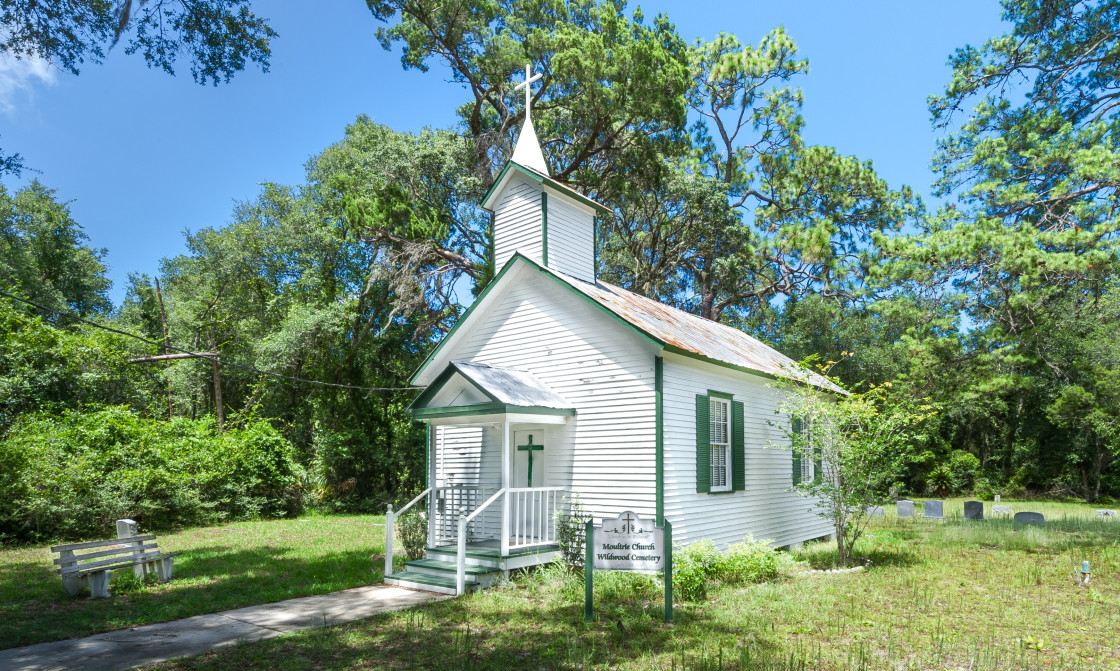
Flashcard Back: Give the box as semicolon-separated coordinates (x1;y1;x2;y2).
509;63;550;175
514;63;542;121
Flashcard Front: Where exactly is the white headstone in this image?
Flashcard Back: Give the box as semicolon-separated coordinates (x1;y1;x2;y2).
994;494;1001;503
897;500;915;518
1097;509;1118;517
993;505;1011;515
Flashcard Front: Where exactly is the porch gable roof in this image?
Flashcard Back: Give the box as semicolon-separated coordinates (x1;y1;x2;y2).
408;361;576;420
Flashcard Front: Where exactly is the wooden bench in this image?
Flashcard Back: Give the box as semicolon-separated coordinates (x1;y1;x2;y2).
51;535;182;598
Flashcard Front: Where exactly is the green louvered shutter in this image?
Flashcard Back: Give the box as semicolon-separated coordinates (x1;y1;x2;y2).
732;400;745;491
695;394;710;493
791;417;803;485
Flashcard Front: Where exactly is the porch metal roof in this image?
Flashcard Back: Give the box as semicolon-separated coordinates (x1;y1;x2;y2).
450;361;574;409
408;361;576;420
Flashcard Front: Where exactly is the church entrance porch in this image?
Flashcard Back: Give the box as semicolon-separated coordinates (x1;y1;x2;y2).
384;414;573;595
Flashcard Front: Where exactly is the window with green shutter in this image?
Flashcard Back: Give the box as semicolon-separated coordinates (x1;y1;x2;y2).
792;417;815;484
695;394;710;493
697;391;744;494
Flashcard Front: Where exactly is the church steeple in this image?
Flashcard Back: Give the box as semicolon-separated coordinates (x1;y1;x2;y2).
510;64;549;175
480;63;610;284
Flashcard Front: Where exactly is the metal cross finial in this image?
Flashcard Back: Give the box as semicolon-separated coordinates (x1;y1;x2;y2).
514;63;542;119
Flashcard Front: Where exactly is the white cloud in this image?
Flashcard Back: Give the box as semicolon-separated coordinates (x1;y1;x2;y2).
0;52;56;114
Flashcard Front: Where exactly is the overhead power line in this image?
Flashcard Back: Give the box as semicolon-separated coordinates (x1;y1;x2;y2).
0;289;419;393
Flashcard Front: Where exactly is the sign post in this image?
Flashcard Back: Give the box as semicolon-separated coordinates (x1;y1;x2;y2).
584;511;672;623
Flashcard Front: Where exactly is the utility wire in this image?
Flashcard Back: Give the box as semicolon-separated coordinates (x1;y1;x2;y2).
0;289;419;393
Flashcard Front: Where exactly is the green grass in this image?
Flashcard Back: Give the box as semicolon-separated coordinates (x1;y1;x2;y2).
145;499;1120;671
0;512;386;649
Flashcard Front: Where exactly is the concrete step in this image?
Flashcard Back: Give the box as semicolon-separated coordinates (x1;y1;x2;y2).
383;571;465;596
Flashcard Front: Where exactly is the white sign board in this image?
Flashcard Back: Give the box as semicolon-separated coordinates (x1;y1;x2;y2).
591;511;664;572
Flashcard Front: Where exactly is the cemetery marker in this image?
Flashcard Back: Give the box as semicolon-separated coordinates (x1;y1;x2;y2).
585;511;672;623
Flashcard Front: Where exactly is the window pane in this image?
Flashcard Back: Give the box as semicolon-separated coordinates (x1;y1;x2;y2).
710;445;727;488
709;398;728;444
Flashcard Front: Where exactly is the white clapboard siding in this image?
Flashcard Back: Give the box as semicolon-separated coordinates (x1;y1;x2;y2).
661;352;834;548
545;193;595;282
435;425;501;538
440;268;660;521
494;175;543;269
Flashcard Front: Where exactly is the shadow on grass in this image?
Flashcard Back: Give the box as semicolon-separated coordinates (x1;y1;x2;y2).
0;544;382;650
157;580;799;671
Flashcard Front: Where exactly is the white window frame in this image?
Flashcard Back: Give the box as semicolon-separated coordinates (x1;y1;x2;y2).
709;396;732;492
800;419;815;483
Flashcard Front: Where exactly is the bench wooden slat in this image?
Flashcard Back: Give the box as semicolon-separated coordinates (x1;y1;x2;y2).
52;543;159;565
59;549;173;575
60;551;183;577
51;535;157;552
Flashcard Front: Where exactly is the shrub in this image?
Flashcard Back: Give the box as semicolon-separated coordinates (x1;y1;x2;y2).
554;494;593;569
673;536;783;601
719;535;779;584
673;539;721;601
0;406;304;543
397;510;427;560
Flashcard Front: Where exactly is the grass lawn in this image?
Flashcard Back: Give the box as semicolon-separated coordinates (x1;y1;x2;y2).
0;512;386;649
145;499;1120;671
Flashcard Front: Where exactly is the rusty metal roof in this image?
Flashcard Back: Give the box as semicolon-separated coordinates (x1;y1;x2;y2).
546;267;843;393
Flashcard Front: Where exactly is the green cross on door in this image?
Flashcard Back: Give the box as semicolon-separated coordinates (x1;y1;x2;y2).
517;435;544;488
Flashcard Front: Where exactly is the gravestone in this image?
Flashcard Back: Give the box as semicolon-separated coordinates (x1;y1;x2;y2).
865;506;884;517
1097;509;1118;518
994;495;1001;503
923;499;945;520
964;501;984;520
993;505;1012;515
1014;511;1046;526
897;500;915;518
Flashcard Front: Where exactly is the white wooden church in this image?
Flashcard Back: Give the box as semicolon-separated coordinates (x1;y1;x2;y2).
384;67;838;595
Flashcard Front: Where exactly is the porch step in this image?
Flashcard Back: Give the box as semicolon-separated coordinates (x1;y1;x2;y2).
407;558;495;576
384;570;466;596
423;544;561;572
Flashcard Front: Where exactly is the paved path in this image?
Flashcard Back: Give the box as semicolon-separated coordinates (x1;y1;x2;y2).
0;585;447;671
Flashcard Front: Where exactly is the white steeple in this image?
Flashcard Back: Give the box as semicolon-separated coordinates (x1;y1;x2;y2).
511;63;550;175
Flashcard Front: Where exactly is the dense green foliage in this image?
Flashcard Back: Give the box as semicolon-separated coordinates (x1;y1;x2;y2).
672;535;781;601
0;406;303;543
0;0;1118;545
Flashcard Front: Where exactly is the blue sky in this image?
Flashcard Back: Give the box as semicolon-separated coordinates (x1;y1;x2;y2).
2;1;1007;306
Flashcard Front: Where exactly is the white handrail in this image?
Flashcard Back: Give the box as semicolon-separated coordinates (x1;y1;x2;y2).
384;487;431;578
457;488;506;595
465;489;505;523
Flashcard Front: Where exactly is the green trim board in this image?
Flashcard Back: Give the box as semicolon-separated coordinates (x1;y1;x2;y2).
541;192;549;266
488;211;495;270
592;215;599;282
412;402;576;420
655;356;664;525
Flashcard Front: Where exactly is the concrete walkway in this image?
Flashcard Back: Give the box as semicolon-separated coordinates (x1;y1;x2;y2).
0;585;448;671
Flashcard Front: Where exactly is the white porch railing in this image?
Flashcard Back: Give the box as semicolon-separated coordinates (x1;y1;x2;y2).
505;487;566;549
432;486;489;544
384;487;430;578
390;486;571;595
